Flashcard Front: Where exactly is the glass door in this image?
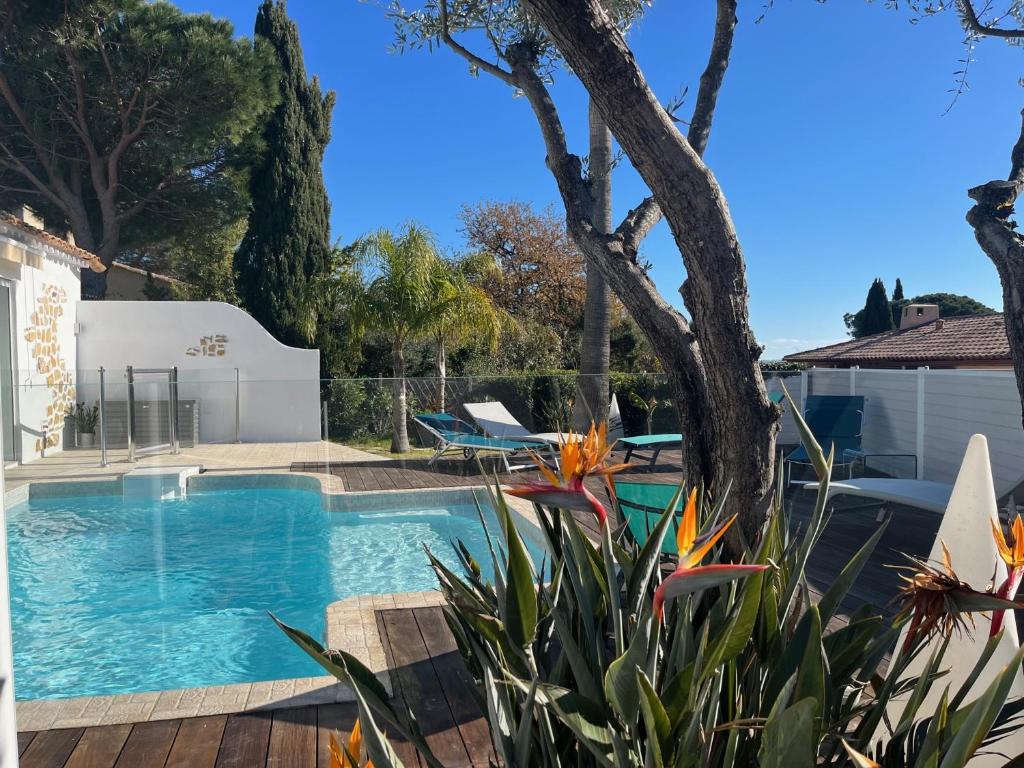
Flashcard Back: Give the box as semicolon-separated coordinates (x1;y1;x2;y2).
0;284;15;462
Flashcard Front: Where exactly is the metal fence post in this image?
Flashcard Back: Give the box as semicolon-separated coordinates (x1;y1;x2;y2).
234;368;240;443
169;366;180;455
916;366;928;480
322;401;328;441
850;365;858;395
98;367;108;467
126;365;136;462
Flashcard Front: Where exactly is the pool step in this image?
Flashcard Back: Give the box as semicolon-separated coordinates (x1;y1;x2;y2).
122;465;203;500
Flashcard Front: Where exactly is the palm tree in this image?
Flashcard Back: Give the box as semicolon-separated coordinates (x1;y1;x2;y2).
349;225;439;453
429;253;501;410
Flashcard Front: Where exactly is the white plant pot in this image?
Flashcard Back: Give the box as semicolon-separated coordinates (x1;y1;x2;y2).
77;432;95;448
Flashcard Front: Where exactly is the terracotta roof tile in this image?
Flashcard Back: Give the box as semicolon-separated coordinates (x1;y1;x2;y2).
0;212;106;272
784;314;1009;365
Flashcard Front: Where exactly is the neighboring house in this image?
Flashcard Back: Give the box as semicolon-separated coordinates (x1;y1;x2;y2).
785;303;1011;370
0;207;321;464
105;262;180;301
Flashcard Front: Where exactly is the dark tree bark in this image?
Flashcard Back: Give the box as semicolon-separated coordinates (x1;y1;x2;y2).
967;110;1024;426
577;101;612;429
513;0;777;541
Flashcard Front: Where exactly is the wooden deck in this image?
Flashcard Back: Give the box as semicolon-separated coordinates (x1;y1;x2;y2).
16;606;488;768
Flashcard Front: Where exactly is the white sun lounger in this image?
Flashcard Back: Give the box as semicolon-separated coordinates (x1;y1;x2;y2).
806;478;953;515
463;401;575;445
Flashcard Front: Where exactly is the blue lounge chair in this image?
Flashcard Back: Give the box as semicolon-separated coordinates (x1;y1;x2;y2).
785;395;864;486
413;412;542;473
618;434;683;470
614;481;685;554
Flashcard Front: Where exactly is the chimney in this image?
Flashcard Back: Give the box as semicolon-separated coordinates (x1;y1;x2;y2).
900;303;940;330
11;205;44;230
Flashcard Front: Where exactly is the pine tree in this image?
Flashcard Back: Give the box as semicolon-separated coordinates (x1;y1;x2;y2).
235;0;335;348
861;278;895;336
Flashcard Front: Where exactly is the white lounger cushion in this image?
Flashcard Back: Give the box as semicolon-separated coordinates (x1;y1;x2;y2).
464;401;576;445
806;478;953;514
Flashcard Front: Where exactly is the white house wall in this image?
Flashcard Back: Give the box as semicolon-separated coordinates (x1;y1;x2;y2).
0;255;81;462
76;301;320;443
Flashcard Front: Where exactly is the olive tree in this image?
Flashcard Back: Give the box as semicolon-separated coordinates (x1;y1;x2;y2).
387;0;779;540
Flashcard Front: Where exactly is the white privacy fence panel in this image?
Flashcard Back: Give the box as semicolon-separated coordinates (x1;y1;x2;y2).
801;367;1024;495
922;372;1024;495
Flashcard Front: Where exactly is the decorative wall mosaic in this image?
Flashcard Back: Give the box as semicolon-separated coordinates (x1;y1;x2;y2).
24;284;74;452
186;334;229;357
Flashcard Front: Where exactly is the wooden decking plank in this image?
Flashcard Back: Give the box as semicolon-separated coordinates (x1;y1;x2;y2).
113;719;180;767
64;723;132;768
413;607;494;767
20;728;84;768
374;611;424;768
17;731;35;757
214;712;273;768
266;706;317;768
165;715;228;768
381;608;472;767
315;703;358;768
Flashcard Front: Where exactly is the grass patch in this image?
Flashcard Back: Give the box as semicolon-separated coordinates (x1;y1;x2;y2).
341;437;433;459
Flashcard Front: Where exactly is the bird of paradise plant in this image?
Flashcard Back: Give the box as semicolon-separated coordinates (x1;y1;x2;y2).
652;487;768;621
329;719;375;768
991;513;1024;635
504;422;629;527
276;393;1024;768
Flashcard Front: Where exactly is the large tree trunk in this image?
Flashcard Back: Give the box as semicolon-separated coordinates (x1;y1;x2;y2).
518;0;778;541
577;101;612;429
391;342;410;453
966;113;1024;426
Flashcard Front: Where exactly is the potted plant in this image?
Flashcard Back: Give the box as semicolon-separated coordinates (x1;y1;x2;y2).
67;402;99;448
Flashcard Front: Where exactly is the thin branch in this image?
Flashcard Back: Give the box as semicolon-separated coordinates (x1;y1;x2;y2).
615;196;662;256
687;0;737;158
438;0;516;86
1010;108;1024;185
959;0;1024;38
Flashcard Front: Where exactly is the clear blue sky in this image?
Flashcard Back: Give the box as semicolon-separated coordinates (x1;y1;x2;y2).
177;0;1022;359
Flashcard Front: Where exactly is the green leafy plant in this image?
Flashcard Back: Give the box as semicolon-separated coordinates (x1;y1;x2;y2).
276;392;1024;766
67;402;99;434
627;390;667;435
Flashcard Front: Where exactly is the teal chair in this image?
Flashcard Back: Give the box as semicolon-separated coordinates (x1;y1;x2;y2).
614;481;685;554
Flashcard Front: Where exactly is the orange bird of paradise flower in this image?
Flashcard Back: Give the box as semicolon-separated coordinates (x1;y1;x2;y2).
652;488;768;622
990;514;1024;636
329;719;375;768
505;423;629;527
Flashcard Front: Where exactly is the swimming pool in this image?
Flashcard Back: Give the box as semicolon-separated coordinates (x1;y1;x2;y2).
6;482;537;700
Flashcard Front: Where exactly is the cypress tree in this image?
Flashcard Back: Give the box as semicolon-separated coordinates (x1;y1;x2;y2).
891;277;905;326
862;278;895;336
235;0;335;348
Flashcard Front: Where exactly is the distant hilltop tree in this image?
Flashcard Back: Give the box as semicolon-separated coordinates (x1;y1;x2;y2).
845;278;995;338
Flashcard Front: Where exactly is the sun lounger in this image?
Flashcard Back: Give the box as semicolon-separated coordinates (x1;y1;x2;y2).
463;401;576;445
413;412;542;473
614;481;685;554
806;478;952;515
785;395;864;487
618;433;683;469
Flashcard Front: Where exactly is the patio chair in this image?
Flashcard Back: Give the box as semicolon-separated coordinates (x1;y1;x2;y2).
806;477;952;516
463;401;576;446
784;395;864;487
618;434;684;470
413;412;542;473
614;481;685;554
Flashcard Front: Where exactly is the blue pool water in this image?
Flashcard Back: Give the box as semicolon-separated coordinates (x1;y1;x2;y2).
7;486;528;700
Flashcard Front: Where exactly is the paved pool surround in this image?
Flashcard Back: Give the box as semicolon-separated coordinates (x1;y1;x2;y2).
10;470;544;730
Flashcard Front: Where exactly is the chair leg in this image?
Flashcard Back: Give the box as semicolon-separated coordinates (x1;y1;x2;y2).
428;442;447;466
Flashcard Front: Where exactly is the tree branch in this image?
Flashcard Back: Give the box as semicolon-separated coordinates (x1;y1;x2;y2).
438;0;516;86
1010;108;1024;185
615;196;661;257
687;0;737;158
959;0;1024;39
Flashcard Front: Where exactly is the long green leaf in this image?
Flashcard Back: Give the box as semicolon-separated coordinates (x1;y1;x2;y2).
496;490;538;648
604;613;652;722
759;697;817;768
818;514;890;625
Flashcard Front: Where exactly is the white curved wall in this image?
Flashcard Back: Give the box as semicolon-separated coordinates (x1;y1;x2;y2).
76;301;320;443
